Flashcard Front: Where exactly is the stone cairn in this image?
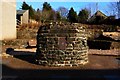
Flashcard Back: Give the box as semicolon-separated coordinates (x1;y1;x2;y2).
36;23;88;67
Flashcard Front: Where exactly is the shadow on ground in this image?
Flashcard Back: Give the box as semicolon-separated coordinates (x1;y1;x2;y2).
2;64;120;80
3;48;120;80
26;45;36;49
6;48;36;64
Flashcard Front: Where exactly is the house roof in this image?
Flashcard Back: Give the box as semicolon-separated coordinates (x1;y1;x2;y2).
88;10;108;22
17;10;28;15
94;10;107;18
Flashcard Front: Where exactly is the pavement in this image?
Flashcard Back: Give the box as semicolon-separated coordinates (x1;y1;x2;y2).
1;49;120;80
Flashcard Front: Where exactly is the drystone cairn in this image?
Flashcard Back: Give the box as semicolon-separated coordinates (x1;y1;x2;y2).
36;23;88;67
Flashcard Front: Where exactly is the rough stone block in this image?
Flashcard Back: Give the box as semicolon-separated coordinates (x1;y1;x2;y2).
36;23;88;66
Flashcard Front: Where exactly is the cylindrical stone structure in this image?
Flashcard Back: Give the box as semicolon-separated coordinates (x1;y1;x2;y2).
36;23;88;67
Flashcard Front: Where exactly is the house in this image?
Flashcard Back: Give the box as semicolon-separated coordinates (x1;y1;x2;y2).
17;10;29;25
0;0;16;40
88;10;108;23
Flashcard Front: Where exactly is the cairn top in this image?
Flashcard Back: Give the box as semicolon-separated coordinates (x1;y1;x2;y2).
38;23;86;33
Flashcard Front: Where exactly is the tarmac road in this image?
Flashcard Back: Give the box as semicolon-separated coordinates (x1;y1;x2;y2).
1;53;120;80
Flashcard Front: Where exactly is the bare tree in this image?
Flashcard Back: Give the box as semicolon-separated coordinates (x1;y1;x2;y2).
87;3;99;17
57;7;68;19
117;0;120;18
108;0;120;18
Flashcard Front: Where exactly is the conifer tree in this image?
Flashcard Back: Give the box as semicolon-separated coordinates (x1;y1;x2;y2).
21;1;29;10
78;9;90;23
21;1;35;19
67;7;78;23
42;2;52;11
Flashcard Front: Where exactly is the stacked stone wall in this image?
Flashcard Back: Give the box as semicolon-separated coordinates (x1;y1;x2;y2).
36;23;88;66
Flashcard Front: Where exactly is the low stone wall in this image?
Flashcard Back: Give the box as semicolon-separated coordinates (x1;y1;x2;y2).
36;23;88;66
110;42;120;49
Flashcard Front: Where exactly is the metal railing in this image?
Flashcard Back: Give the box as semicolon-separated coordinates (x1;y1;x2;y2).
16;19;21;27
